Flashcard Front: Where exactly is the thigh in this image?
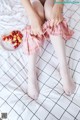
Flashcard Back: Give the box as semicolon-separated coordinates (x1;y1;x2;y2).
44;0;54;20
30;0;45;21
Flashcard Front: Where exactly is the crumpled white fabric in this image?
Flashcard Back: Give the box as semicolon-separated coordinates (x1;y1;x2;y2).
0;0;29;37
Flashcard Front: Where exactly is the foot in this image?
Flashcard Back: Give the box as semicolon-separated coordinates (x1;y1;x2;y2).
60;66;76;95
27;71;39;99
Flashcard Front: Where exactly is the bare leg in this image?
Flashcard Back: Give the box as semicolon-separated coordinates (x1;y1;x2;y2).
27;51;39;99
50;35;76;95
44;0;76;95
31;0;44;21
44;0;54;20
27;0;44;99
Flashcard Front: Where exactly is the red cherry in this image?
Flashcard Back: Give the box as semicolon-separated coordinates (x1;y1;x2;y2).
14;45;18;49
17;42;20;45
3;36;9;41
15;30;19;34
11;31;16;36
18;30;20;33
9;35;13;40
15;39;18;44
7;36;10;40
2;36;7;41
17;31;23;38
19;33;23;38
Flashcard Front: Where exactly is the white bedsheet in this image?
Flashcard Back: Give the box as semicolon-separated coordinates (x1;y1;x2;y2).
0;0;80;120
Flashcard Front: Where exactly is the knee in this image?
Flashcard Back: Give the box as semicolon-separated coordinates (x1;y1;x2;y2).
38;9;45;21
44;2;53;20
32;2;45;21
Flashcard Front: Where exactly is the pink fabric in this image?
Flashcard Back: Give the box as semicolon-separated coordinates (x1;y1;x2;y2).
22;18;74;55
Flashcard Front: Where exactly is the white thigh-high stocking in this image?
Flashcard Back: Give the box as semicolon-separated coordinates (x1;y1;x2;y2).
50;35;76;95
27;52;39;99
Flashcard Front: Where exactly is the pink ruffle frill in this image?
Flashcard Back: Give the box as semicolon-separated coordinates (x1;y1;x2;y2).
22;18;74;55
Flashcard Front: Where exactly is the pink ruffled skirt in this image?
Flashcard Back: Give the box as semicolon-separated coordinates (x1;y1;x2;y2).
22;18;74;55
